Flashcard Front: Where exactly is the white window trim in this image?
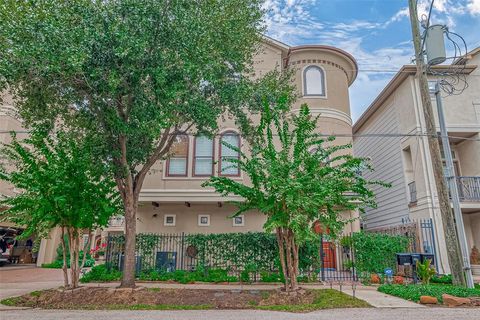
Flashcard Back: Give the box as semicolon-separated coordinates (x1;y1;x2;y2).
198;214;211;227
301;65;328;99
164;214;176;227
232;215;245;227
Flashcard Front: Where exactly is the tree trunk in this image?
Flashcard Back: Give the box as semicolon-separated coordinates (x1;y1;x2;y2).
291;233;299;280
285;229;297;291
276;227;289;292
60;227;69;288
67;228;75;288
120;197;137;288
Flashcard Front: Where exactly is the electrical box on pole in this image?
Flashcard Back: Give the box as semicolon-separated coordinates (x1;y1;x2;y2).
425;25;446;65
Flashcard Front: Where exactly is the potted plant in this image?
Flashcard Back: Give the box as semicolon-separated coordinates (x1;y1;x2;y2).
471;246;480;276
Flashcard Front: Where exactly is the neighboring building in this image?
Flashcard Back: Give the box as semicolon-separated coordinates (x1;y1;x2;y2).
1;36;360;265
353;48;480;274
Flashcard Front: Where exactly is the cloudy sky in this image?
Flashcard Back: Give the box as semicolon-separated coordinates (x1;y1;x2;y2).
263;0;480;122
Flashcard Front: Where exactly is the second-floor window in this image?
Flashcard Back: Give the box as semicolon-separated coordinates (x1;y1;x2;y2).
194;135;214;176
166;134;189;176
219;132;240;176
303;65;326;96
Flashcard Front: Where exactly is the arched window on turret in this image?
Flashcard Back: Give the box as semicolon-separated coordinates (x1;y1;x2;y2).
303;65;326;97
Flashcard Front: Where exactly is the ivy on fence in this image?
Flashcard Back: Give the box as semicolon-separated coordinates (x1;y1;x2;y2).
346;232;410;276
106;232;321;274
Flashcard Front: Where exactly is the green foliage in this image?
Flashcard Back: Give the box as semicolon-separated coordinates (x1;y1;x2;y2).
186;232;278;272
0;0;269;287
80;264;122;283
378;284;480;302
260;271;284;283
203;103;384;289
0;128;120;239
431;274;453;284
416;259;436;285
108;232;321;274
205;104;382;241
42;252;95;269
0;127;120;288
255;289;371;312
138;269;238;284
347;232;409;276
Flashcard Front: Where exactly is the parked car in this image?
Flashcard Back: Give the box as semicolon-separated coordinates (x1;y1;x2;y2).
0;227;18;266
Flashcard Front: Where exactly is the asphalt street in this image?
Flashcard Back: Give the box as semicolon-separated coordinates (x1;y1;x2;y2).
2;307;480;320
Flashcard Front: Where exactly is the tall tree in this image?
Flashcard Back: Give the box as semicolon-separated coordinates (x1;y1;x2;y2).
0;127;119;288
204;104;384;292
0;0;265;287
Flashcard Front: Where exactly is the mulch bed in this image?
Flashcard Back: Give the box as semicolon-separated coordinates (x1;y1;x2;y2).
4;287;368;311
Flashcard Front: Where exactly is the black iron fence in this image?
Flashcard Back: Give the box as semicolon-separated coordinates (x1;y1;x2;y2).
105;219;437;283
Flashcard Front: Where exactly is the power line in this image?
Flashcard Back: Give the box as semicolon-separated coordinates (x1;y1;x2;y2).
1;130;479;141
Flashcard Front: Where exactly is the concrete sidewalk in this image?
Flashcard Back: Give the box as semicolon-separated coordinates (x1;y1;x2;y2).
2;308;479;320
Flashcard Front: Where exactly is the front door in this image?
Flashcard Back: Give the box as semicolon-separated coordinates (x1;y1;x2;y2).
322;242;337;269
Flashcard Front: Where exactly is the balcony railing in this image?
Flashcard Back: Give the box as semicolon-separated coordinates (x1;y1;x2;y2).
456;176;480;202
408;181;417;204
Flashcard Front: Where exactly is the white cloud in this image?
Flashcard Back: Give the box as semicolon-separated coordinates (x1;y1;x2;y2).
262;0;477;121
467;0;480;14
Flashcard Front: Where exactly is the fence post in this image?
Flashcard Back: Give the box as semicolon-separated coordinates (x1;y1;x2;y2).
180;232;185;270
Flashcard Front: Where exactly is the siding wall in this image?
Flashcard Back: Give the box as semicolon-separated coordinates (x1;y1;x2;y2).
353;100;410;229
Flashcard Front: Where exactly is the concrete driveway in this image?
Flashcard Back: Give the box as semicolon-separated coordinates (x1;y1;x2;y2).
0;265;63;301
2;308;480;320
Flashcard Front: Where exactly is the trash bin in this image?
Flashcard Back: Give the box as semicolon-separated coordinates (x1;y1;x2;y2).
397;253;412;266
421;253;435;265
411;253;421;266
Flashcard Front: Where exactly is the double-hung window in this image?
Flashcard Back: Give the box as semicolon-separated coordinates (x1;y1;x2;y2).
166;134;189;176
219;132;240;176
194;135;214;176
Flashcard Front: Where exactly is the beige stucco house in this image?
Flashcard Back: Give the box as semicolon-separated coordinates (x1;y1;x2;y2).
2;36;361;265
353;47;480;274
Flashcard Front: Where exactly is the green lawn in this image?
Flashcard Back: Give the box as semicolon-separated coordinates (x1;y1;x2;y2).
255;289;370;312
378;284;480;303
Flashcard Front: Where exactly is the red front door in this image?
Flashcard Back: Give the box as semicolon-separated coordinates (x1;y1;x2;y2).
322;242;337;269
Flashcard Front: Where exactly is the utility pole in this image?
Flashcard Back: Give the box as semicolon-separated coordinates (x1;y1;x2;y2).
407;0;466;287
434;82;475;288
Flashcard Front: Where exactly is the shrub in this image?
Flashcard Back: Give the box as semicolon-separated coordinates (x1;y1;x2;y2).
431;274;452;284
42;241;95;269
347;232;409;276
378;284;480;302
137;268;238;283
260;271;284;283
80;264;122;283
416;259;436;284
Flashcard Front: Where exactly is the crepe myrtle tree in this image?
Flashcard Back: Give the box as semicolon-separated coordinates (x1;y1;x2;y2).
204;104;386;292
0;127;120;289
0;0;266;287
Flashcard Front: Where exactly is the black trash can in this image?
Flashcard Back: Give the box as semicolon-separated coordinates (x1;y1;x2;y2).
396;253;413;266
421;253;435;265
